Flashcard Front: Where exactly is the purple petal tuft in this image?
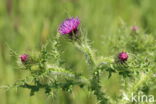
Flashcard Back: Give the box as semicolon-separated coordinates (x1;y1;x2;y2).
58;17;80;35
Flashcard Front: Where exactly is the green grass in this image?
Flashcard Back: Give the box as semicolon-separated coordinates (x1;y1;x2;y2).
0;0;156;104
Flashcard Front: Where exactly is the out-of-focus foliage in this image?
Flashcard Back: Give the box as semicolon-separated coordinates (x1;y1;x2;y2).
0;0;156;104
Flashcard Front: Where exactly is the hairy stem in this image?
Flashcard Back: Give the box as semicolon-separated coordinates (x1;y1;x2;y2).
90;69;108;104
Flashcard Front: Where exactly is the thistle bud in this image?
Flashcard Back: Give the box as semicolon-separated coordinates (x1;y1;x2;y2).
118;52;128;62
20;54;28;63
131;26;139;32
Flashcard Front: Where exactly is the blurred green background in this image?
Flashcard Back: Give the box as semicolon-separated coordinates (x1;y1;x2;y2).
0;0;156;104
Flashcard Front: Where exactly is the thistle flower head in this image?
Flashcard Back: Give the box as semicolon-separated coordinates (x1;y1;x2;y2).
118;52;128;62
131;26;139;31
58;17;80;35
20;54;28;63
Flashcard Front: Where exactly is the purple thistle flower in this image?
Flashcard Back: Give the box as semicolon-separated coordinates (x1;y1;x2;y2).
20;54;28;63
118;52;128;62
58;17;80;35
131;26;139;31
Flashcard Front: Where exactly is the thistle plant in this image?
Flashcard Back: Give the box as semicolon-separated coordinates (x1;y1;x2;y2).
1;17;156;104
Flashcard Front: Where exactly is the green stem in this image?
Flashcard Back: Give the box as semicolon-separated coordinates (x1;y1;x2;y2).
90;70;108;104
74;41;97;66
